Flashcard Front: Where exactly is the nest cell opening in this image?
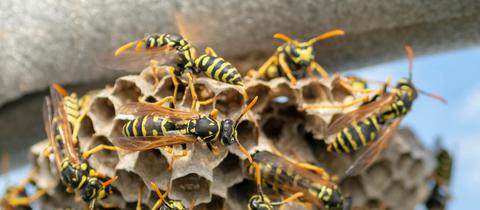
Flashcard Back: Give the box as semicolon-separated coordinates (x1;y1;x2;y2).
246;84;271;112
90;97;116;122
236;120;259;150
408;159;424;181
78;115;95;138
366;160;393;191
154;76;186;101
261;116;285;140
112;80;142;103
301;81;329;104
114;170;147;202
171;173;210;206
331;79;354;102
87;135;120;169
215;88;245;115
134;149;171;185
214;153;241;178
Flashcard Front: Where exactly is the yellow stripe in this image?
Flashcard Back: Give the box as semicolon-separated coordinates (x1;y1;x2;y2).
371;117;380;130
216;63;230;80
152;129;158;136
345;124;358;150
161;119;168;134
323;188;333;201
206;58;223;78
141;116;148;136
332;141;341;153
132;118;139;136
228;73;241;84
317;185;326;199
354;121;367;146
338;131;350;153
201;56;210;66
195;55;205;67
124;121;131;136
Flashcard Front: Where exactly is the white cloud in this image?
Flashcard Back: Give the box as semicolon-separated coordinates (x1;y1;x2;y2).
459;87;480;121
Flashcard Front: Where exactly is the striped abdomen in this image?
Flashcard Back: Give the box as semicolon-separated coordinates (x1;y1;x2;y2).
435;150;453;183
379;91;414;122
327;116;382;153
194;54;243;85
123;116;177;137
145;34;195;69
63;94;81;126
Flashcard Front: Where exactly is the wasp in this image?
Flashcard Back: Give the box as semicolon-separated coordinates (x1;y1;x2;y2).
112;96;259;166
43;84;121;209
247;161;304;210
304;46;446;176
425;140;453;210
114;34;244;107
1;153;49;210
245;151;350;210
248;30;345;85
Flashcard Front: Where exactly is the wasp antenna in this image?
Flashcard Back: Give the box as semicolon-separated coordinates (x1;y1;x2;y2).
102;176;118;187
307;29;345;45
51;83;69;97
418;89;447;104
115;40;138;56
150;181;168;205
273;33;294;43
235;96;259;126
405;45;414;81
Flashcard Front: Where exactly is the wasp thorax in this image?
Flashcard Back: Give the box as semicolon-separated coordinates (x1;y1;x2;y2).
325;189;345;209
160;200;186;210
220;119;236;145
397;78;418;99
81;178;111;202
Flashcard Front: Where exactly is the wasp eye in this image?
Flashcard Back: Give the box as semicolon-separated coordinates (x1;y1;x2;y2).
290;45;299;57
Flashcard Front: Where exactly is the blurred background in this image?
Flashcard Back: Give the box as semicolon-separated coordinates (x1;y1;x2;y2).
1;0;479;209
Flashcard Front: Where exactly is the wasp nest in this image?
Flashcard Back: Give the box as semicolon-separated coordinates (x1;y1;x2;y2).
28;66;435;210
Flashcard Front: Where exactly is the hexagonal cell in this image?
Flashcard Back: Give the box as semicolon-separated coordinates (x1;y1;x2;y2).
193;195;225;210
383;181;407;208
245;83;271;112
78;115;95;138
300;81;330;103
112;79;142;103
154;75;187;102
261;116;285;141
89;97;116;125
212;153;243;197
134;149;171;190
365;160;393;192
272;82;298;103
114;170;147;202
170;173;211;207
396;153;414;176
331;79;354;102
86;135;120;173
236;119;259;150
226;180;257;210
182;83;215;113
339;177;366;207
215;88;245;115
408;159;425;184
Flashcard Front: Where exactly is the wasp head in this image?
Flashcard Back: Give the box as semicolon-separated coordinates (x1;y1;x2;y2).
396;78;418;99
248;194;273;210
81;178;112;202
220;119;236;145
285;42;314;67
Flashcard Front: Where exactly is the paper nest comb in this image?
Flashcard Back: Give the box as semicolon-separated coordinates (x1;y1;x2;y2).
29;66;436;210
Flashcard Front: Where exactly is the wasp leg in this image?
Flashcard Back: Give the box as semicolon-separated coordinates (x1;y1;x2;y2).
7;188;49;206
272;192;304;206
167;144;188;171
309;61;329;79
167;66;180;106
209;109;219;120
82;144;124;159
72;96;92;145
301;96;369;110
115;40;138;56
204;47;218;57
149;60;161;87
100;203;120;209
256;55;277;79
136;184;143;210
193;97;216;112
42;144;51;157
186;72;199;112
206;143;220;156
271;148;332;180
278;53;297;85
138;95;174;108
151;182;168;210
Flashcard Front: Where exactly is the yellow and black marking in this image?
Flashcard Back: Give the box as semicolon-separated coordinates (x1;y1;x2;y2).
144;33;196;70
194;54;243;85
435;148;453;185
246;151;346;209
123;116;178;137
327;116;381;153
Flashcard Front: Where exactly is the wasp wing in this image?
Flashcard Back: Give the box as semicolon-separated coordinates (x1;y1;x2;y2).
98;43;179;72
119;103;200;120
111;135;197;151
345;118;402;176
42;97;62;171
49;84;80;166
326;93;396;136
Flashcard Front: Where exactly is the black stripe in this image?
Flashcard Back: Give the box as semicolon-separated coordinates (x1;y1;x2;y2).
342;127;355;151
202;56;215;70
349;123;362;150
210;58;225;79
225;67;238;83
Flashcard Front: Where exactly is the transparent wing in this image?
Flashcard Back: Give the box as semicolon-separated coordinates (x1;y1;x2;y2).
111;135;197;151
119;103;200;120
49;84;80;165
345;118;402;176
327;93;396;136
42;97;62;171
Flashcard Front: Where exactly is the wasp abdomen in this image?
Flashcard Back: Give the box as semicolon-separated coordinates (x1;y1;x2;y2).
123;116;177;137
328;116;381;153
195;55;243;85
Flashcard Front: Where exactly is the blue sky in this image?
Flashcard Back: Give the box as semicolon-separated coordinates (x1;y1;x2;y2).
1;47;479;209
346;47;480;210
